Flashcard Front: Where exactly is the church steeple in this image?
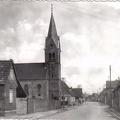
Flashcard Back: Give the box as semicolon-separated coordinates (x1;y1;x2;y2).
46;5;59;48
45;5;61;64
45;6;61;101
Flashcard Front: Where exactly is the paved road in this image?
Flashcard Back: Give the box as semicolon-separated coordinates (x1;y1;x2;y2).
42;102;118;120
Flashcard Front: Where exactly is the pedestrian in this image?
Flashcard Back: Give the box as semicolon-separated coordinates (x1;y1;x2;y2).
78;99;81;105
82;99;84;104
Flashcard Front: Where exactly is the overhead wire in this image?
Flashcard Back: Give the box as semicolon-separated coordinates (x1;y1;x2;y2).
62;2;120;22
53;3;120;69
52;3;120;82
53;2;120;23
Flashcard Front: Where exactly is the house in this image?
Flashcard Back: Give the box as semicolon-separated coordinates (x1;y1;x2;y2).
0;60;26;116
99;88;107;103
106;80;119;106
61;81;75;106
112;82;120;111
72;87;83;104
14;10;61;112
90;93;99;102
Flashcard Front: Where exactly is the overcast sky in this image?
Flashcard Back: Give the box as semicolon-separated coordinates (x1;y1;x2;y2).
0;2;120;94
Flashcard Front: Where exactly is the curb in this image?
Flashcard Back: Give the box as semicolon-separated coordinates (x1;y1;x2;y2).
0;106;78;119
33;111;59;119
107;108;120;120
39;106;78;119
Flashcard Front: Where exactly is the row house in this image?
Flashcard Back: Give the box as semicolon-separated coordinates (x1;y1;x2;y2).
99;80;120;111
105;80;119;106
99;88;107;103
61;81;75;106
0;60;26;116
112;85;120;111
72;87;83;104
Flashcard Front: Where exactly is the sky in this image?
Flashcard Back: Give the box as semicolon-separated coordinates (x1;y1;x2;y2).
0;1;120;94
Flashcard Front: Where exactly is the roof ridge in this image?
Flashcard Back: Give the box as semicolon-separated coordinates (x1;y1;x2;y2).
15;62;46;64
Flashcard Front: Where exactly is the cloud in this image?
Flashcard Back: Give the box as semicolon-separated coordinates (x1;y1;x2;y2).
0;17;47;62
0;2;120;94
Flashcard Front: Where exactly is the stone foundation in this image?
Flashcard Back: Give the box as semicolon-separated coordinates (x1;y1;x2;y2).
16;98;27;115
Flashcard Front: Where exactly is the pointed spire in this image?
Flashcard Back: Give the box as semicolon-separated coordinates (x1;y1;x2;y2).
51;4;53;15
47;5;59;48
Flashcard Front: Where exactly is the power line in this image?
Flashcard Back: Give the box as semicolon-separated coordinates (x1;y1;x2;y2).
62;2;119;22
53;3;120;23
111;69;120;76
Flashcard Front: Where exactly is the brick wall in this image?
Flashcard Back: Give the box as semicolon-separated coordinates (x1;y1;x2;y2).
5;69;17;111
5;87;16;111
34;98;48;112
20;80;48;99
112;89;120;111
16;98;27;115
20;80;49;112
49;100;60;109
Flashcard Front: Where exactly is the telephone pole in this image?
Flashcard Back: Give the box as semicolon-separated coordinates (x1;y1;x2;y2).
109;65;112;107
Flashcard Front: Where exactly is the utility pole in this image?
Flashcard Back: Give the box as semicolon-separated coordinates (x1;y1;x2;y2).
109;65;112;107
61;77;65;109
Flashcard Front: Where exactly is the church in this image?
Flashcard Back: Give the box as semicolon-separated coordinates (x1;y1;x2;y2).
14;9;61;113
0;7;77;116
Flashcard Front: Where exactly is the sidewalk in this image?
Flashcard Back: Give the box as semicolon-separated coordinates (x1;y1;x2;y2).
107;107;120;120
0;105;77;119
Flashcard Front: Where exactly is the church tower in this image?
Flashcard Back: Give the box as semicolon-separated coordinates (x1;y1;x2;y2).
45;6;61;102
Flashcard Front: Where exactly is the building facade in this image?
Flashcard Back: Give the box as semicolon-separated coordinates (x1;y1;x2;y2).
105;80;119;106
0;60;26;116
61;81;75;106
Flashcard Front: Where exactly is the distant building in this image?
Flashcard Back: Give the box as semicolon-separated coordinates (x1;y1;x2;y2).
61;81;75;106
112;82;120;111
106;80;119;106
72;88;83;103
99;88;107;103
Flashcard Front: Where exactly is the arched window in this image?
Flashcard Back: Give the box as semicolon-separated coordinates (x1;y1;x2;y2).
53;52;55;61
49;53;51;61
51;65;54;78
37;84;41;96
24;84;29;96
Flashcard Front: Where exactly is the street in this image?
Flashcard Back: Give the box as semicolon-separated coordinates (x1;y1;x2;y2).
42;102;118;120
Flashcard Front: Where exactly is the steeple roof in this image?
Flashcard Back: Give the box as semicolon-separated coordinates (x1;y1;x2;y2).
47;7;59;48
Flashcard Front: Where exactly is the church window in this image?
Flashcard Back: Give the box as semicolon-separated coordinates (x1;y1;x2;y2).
37;84;41;96
53;52;55;61
51;65;54;78
9;89;13;103
50;44;53;47
24;84;29;96
49;53;51;61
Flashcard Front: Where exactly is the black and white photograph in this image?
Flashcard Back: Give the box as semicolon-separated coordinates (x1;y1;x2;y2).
0;1;120;120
